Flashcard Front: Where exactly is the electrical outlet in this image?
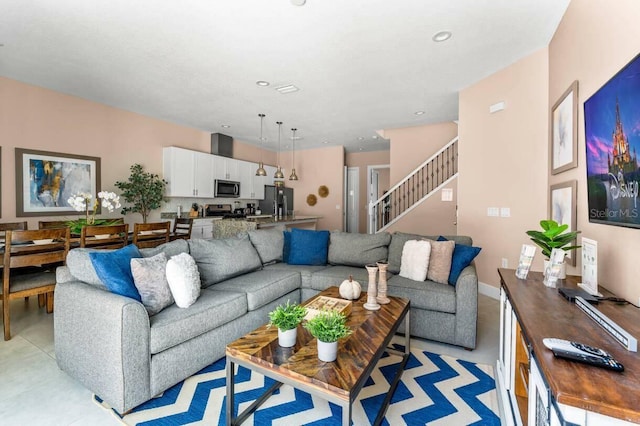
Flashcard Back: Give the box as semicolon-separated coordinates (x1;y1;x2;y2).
500;207;511;217
487;207;499;217
501;258;508;268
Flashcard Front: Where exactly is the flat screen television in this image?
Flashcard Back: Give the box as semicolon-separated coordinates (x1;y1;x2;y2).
584;52;640;229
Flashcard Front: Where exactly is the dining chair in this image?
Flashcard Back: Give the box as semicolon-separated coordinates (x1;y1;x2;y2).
80;224;129;250
170;218;193;241
0;221;29;237
2;227;70;340
132;222;171;249
38;220;69;229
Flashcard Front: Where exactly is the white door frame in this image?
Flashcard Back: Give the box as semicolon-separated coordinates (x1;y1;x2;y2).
367;164;390;233
346;167;359;233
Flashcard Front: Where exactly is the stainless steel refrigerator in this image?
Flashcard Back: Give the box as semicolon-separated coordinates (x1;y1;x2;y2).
259;185;294;217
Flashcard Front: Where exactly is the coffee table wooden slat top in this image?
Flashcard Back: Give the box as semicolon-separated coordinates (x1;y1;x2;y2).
226;286;410;402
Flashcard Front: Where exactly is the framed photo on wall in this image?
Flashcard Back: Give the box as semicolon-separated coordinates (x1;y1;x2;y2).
550;80;579;175
15;148;101;217
549;180;577;266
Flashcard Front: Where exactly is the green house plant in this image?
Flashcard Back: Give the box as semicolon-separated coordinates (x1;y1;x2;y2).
268;301;307;347
303;310;352;362
526;219;581;277
115;164;167;223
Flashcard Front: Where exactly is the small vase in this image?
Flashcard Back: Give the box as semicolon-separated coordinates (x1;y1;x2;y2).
364;263;380;311
278;327;297;348
376;261;390;304
317;339;338;362
543;260;566;279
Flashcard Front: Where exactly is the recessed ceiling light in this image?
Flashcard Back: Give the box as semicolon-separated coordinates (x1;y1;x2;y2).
432;31;452;42
372;135;379;140
276;84;299;94
414;110;425;115
358;137;365;141
291;0;306;5
359;147;364;151
221;124;230;128
256;80;270;87
323;141;329;144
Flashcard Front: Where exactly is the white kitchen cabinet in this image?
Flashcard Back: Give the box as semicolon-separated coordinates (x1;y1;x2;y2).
191;219;214;239
163;147;214;198
213;155;240;181
238;160;267;199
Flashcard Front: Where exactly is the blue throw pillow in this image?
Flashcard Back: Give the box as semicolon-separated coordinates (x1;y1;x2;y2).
288;229;330;266
438;236;482;285
89;244;143;301
283;231;291;263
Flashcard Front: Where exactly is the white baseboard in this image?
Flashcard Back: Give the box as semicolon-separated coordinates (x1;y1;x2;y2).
479;281;500;300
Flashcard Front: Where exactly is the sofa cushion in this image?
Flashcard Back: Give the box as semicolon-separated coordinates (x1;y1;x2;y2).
328;231;391;267
212;269;301;311
89;244;142;301
309;265;388;292
388;232;473;274
288;229;330;265
248;225;285;265
188;235;262;287
149;289;247;354
264;263;329;290
131;253;174;315
387;274;456;313
139;239;189;259
166;253;201;308
438;236;482;285
399;240;431;281
426;239;455;285
66;248;106;289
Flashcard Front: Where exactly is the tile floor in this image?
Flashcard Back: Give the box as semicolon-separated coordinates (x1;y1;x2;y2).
0;294;500;425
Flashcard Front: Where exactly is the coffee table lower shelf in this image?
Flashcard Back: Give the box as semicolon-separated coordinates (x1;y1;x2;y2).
225;337;410;426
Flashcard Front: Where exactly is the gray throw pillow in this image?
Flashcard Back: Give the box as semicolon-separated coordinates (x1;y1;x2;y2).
139;239;189;259
66;248;107;289
328;231;391;267
426;239;455;284
188;234;262;287
248;225;285;265
131;253;174;315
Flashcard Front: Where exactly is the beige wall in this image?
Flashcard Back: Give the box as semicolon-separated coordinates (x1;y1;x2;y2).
458;48;550;287
0;76;341;231
383;122;459;236
345;150;390;233
548;0;640;301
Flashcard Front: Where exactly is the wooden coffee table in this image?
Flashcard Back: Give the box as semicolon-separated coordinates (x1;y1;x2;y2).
225;286;410;426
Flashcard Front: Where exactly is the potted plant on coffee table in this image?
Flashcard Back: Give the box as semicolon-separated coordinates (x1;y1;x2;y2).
268;301;307;348
303;310;352;362
526;219;581;277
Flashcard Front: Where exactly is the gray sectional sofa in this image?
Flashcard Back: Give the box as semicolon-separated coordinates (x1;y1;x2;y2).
54;230;478;414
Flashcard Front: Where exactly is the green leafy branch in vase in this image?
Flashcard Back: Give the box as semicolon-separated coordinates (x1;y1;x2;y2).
525;219;581;259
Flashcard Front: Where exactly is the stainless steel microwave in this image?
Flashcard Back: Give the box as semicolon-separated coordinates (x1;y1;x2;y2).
214;179;240;198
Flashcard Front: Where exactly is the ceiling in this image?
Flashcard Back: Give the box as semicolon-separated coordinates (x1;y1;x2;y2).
0;0;570;153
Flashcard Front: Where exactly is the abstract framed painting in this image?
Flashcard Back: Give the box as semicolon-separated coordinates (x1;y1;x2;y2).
15;148;101;217
549;180;577;266
550;80;579;175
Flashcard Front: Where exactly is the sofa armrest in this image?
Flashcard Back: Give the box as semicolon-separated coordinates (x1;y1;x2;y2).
454;263;478;349
54;280;151;414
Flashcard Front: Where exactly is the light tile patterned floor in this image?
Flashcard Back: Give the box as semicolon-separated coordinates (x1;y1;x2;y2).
0;294;499;425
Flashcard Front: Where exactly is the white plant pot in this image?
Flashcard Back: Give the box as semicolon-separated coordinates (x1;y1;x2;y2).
543;260;566;279
317;339;338;362
278;327;297;348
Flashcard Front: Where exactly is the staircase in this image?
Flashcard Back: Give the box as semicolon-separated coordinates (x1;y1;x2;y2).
369;136;458;233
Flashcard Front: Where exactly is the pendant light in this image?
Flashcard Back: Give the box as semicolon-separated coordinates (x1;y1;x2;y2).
255;113;267;176
274;121;285;179
289;128;299;181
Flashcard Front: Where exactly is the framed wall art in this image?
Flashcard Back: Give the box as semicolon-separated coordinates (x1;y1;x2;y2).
549;180;577;266
550;80;579;175
15;148;101;217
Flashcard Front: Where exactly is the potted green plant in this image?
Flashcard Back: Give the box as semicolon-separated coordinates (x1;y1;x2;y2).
268;301;307;347
114;164;167;223
303;310;352;362
526;219;581;277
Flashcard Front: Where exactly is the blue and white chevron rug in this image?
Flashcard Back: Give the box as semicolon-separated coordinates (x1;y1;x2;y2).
95;341;500;426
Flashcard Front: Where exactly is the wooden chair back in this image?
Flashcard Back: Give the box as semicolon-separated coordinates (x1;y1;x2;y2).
80;224;129;250
132;222;171;249
38;220;69;229
0;222;28;239
2;228;70;340
171;218;193;240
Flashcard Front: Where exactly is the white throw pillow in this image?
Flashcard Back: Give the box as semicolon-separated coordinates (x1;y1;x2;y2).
399;240;432;281
166;253;201;308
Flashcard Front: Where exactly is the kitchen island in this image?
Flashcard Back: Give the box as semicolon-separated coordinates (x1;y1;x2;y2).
248;215;320;230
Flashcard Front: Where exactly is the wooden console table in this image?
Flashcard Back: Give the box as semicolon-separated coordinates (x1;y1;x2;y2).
497;268;640;426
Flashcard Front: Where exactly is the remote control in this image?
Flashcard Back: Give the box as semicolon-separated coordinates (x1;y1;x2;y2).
543;338;624;372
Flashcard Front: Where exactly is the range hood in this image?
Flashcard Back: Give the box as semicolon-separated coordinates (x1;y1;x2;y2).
211;133;233;158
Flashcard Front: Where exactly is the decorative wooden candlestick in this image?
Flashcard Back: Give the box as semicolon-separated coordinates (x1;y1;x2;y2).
364;264;380;311
376;261;390;304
